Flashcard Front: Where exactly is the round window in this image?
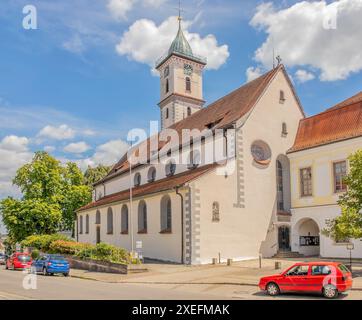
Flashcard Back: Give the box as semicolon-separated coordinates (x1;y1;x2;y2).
251;141;271;165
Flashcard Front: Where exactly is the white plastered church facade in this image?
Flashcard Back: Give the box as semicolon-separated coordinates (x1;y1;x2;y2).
76;20;362;263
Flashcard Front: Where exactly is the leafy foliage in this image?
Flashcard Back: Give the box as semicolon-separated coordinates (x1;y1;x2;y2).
338;150;362;210
21;234;72;252
0;151;92;239
323;150;362;241
0;198;62;243
49;240;133;265
84;165;111;187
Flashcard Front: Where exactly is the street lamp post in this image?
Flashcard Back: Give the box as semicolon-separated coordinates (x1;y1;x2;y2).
347;243;354;272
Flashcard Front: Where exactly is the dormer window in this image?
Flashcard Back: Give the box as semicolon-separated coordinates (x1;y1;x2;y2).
148;167;156;183
188;150;201;169
166;160;176;177
280;90;286;103
134;173;141;187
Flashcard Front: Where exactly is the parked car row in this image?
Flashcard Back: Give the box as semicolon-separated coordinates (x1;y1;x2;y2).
3;252;70;276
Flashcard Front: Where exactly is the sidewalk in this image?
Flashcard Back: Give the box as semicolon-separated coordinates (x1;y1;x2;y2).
70;258;362;291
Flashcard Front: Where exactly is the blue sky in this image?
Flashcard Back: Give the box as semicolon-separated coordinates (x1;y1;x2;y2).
0;0;361;203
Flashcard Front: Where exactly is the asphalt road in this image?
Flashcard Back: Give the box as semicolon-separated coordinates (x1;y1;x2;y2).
0;267;361;300
0;267;226;300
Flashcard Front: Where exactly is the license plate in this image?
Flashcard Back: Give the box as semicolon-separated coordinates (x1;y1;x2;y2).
57;264;64;267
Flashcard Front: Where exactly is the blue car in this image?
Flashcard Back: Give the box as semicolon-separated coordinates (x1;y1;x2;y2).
32;254;70;276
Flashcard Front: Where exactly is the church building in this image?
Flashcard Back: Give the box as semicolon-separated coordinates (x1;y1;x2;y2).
76;18;362;263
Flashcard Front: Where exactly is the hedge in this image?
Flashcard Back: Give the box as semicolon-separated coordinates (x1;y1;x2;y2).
21;234;72;252
21;234;135;265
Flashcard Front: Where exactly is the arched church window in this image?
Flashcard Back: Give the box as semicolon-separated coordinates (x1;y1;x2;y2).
107;207;113;234
212;202;220;222
79;215;83;234
186;77;191;92
148;167;156;182
134;172;141;187
95;210;101;225
121;205;129;234
187;107;192;117
276;160;284;211
85;214;89;234
280;90;285;103
282;122;288;136
160;195;172;233
138;200;147;233
165;108;169;119
165;160;176;176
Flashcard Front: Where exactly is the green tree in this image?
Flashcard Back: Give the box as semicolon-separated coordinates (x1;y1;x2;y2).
0;198;62;243
323;150;362;241
0;151;92;241
84;164;111;186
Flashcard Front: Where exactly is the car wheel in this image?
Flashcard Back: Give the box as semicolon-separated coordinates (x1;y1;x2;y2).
42;268;48;276
323;285;338;299
266;282;280;296
63;273;69;277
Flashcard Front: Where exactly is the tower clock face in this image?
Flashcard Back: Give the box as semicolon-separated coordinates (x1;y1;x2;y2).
184;64;193;76
164;66;170;78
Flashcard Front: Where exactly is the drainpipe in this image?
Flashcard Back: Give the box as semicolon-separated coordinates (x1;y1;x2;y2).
175;186;185;264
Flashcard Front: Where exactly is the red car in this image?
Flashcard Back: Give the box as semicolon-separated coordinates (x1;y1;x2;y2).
259;262;353;299
5;252;32;271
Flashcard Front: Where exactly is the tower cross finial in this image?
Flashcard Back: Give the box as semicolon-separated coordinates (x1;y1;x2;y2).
175;0;185;26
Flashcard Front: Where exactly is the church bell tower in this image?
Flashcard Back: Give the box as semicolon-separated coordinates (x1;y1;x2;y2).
155;15;207;129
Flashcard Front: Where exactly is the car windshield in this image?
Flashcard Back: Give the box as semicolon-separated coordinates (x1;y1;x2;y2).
17;255;31;262
50;255;66;261
338;264;351;274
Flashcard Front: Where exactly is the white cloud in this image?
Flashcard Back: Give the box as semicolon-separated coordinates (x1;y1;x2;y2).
62;34;85;54
0;135;29;152
107;0;168;21
44;146;56;153
107;0;135;21
0;136;33;200
250;0;362;81
77;139;129;169
246;66;263;82
64;141;91;154
116;16;229;71
38;124;76;140
295;69;315;83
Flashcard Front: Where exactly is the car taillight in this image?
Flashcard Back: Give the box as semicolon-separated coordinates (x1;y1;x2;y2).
48;262;52;266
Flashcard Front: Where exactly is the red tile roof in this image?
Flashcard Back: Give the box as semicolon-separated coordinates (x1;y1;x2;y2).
327;91;362;111
77;164;217;212
289;93;362;153
96;65;303;186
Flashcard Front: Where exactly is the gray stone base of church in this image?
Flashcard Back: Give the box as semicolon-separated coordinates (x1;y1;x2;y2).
67;256;129;274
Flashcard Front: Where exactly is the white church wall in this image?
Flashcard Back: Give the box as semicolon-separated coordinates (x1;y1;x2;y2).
192;69;304;263
78;191;184;263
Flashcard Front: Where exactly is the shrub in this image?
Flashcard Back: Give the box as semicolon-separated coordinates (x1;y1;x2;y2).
31;249;40;260
49;240;92;255
21;234;72;252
